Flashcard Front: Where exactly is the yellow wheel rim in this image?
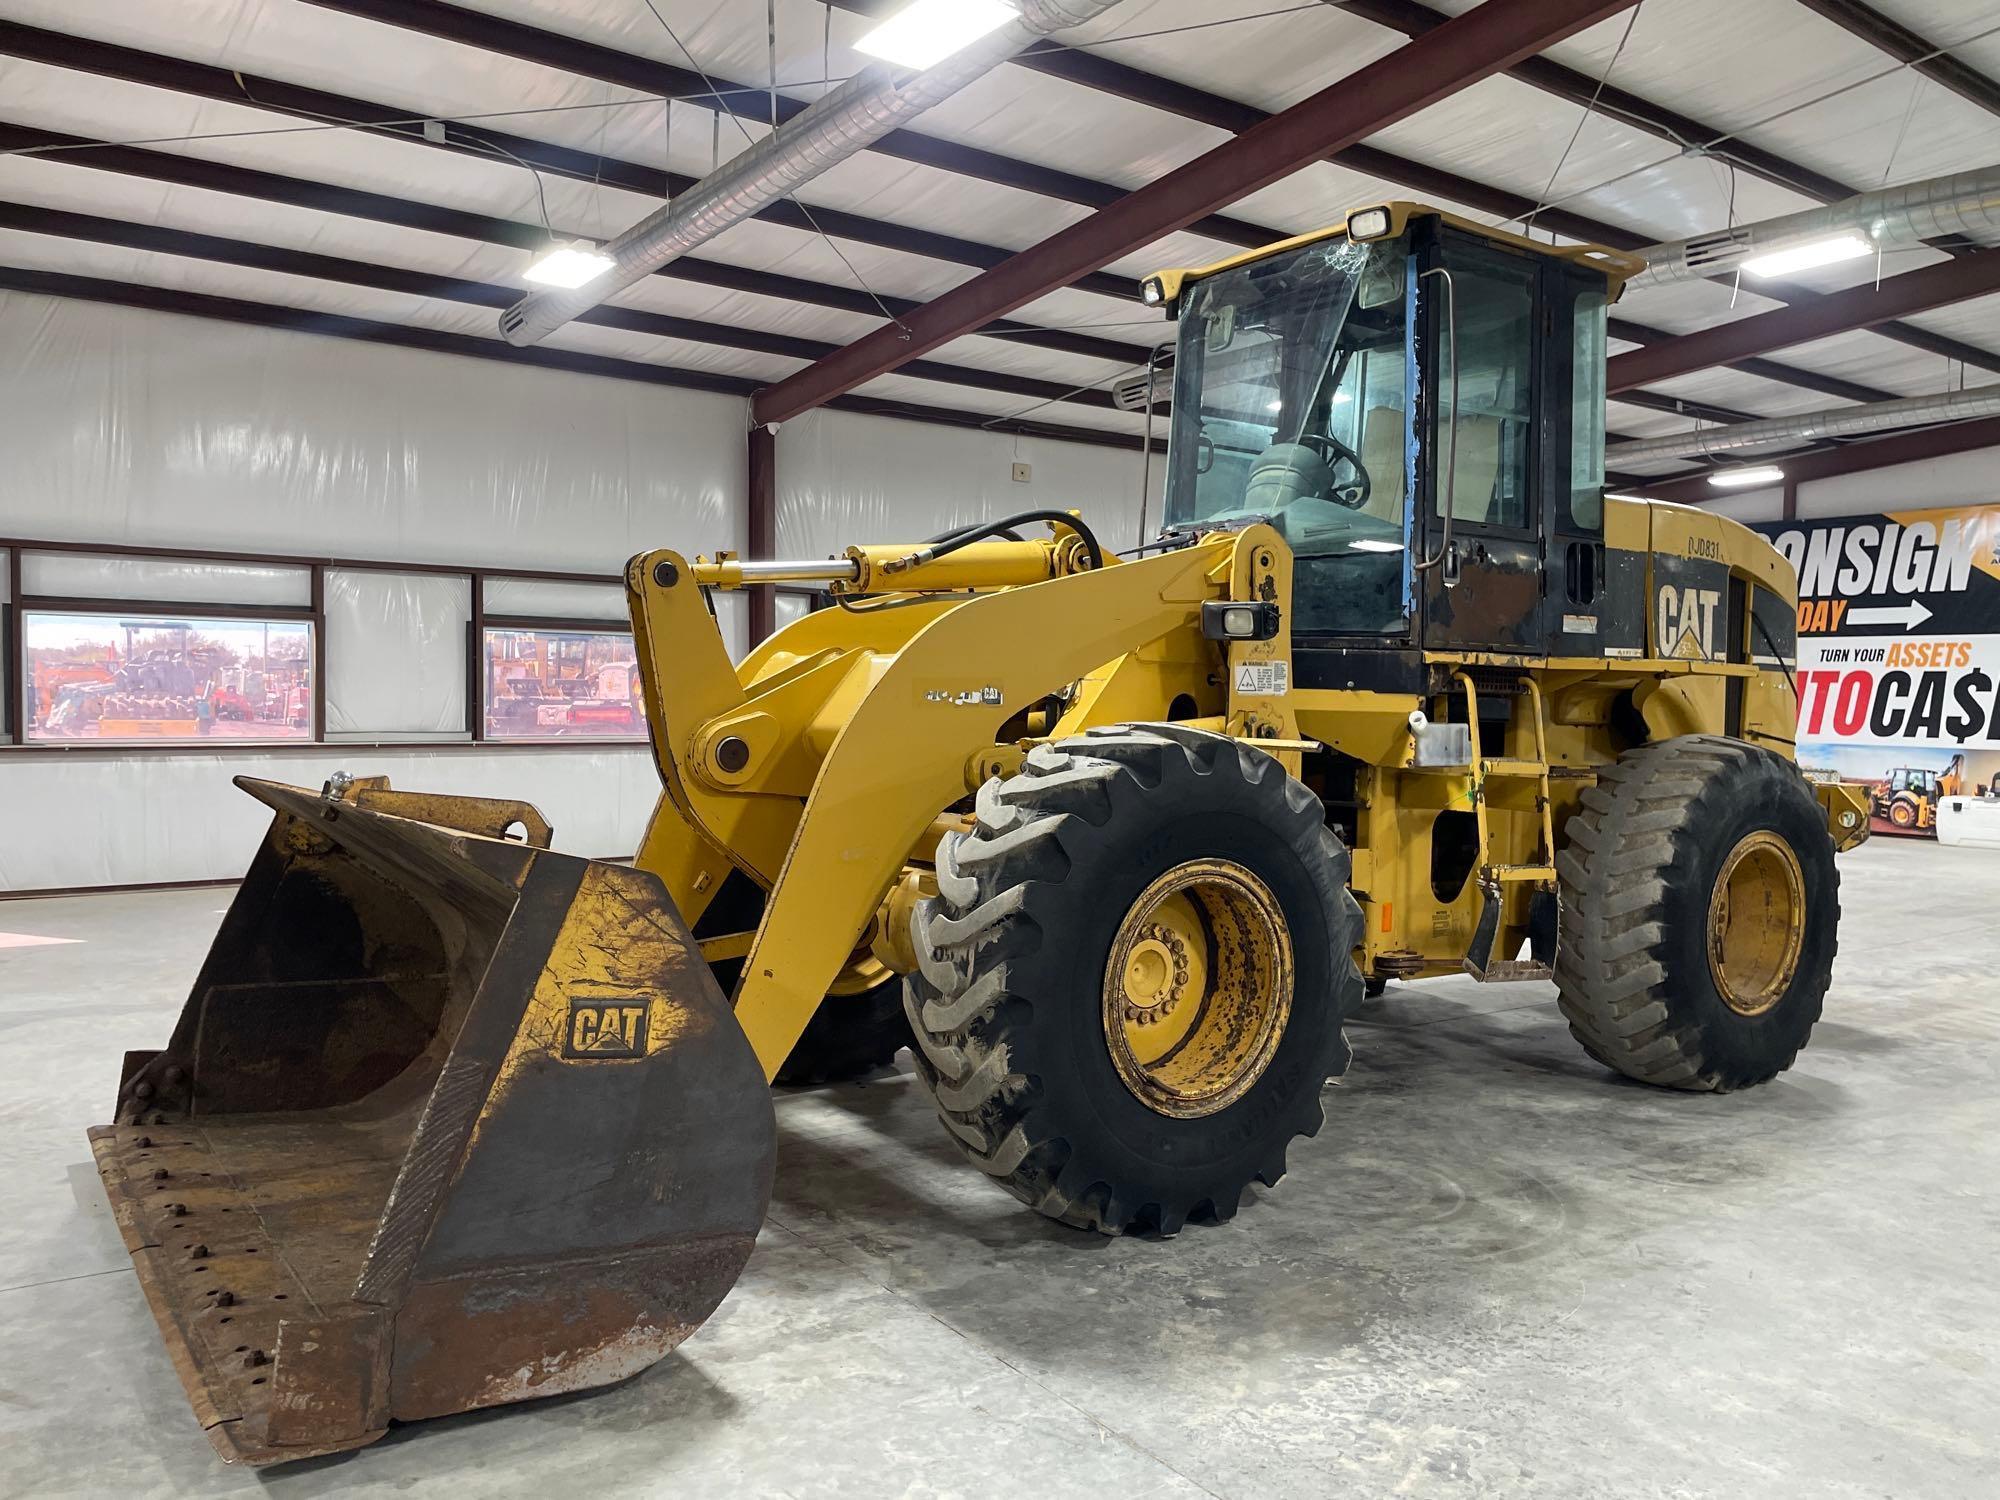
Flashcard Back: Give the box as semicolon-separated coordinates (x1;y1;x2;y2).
1706;830;1806;1016
1101;859;1292;1118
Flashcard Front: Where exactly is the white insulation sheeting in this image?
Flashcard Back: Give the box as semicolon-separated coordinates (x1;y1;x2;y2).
0;748;659;892
0;292;746;568
773;409;1162;560
323;569;471;738
0;291;740;890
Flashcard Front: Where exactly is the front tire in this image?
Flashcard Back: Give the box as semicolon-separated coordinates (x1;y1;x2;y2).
905;725;1362;1234
1555;735;1838;1091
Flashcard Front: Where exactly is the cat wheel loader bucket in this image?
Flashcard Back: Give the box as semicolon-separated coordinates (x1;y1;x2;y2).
86;775;774;1466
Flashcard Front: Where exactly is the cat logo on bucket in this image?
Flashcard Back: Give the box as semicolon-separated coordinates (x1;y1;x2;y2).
563;996;652;1059
1657;585;1722;661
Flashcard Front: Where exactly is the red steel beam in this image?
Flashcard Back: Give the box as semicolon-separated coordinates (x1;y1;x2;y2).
752;0;1638;428
1792;0;2000;121
1607;252;2000;394
1629;414;2000;505
746;425;778;645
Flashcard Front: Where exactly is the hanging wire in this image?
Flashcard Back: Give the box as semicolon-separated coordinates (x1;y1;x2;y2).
228;72;565;238
1880;73;1923;188
977;356;1158;429
1502;19;2000;232
0;81;870;162
634;0;909;333
1520;2;1644;239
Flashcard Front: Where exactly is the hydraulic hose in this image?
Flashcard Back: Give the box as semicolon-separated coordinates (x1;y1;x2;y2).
910;510;1106;572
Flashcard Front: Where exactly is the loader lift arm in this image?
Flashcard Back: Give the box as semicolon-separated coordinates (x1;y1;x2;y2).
627;530;1260;1079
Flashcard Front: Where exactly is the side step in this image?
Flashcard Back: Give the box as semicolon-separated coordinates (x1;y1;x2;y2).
1455;673;1559;983
1463;884;1556;983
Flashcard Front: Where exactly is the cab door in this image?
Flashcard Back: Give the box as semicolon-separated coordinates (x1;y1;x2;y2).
1416;229;1545;653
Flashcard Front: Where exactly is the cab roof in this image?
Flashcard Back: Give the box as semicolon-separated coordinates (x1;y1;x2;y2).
1142;201;1647;309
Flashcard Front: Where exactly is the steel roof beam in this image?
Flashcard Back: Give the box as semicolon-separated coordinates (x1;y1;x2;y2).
752;0;1640;427
0;200;1148;417
823;3;2000;386
1791;0;2000;121
0;120;1151;370
1608;251;2000;392
1609;315;1899;404
0;264;1161;453
28;10;1988;409
1334;0;1861;203
297;0;1281;251
1625;413;2000;502
0;21;1151;353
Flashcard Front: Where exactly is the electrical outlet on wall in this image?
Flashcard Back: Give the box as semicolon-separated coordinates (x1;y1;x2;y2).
1011;462;1032;483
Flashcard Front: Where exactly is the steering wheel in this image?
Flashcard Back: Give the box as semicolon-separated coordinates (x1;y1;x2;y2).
1294;432;1372;510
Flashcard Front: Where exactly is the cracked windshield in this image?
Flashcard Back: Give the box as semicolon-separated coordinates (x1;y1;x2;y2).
1166;236;1411;636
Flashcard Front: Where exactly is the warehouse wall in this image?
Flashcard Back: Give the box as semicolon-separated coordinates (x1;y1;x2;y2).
0;291;743;891
774;408;1161;558
0;296;1165;893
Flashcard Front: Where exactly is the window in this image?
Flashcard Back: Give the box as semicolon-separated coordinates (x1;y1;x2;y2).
1569;290;1609;531
481;626;646;741
1434;256;1535;530
23;611;314;742
1165;236;1413;638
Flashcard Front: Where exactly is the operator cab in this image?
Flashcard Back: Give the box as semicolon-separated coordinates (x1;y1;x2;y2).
1146;204;1643;684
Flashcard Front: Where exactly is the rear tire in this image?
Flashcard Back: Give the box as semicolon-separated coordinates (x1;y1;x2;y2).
1555;735;1838;1091
905;725;1361;1234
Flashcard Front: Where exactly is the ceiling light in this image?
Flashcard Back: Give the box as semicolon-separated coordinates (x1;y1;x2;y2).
1740;234;1872;278
523;240;615;289
1708;465;1785;489
1267;399;1284;412
1348;538;1404;552
855;0;1018;70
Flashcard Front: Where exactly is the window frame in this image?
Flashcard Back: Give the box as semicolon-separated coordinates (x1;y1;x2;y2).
0;534;639;754
1420;227;1544;545
18;602;320;746
475;617;648;745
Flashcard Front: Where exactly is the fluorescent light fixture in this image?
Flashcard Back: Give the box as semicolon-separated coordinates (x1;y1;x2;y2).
1348;538;1405;553
524;240;615;288
1708;465;1786;489
1740;233;1871;278
856;0;1017;70
1267;399;1284;412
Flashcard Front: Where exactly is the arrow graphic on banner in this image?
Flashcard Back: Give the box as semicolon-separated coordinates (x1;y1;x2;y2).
1846;599;1934;630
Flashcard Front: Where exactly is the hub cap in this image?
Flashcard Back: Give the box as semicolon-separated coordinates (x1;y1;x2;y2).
1706;830;1806;1016
1102;859;1293;1118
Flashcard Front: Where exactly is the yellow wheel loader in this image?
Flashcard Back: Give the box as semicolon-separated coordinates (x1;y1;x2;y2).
92;202;1871;1465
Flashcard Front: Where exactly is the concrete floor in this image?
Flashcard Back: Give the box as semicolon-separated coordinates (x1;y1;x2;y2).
2;837;1995;1499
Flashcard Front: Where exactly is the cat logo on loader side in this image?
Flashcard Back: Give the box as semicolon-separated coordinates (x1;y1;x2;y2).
1657;585;1722;661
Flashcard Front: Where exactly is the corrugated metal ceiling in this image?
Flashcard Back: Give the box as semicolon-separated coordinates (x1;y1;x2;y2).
0;0;1996;472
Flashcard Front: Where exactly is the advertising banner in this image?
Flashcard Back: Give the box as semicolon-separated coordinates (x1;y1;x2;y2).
1752;506;2000;839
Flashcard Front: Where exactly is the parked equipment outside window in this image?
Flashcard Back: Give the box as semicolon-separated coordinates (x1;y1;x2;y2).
23;611;313;742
